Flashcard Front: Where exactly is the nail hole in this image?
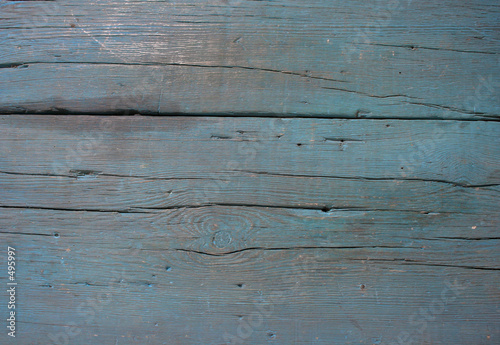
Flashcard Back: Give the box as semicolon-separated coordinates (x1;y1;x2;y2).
53;233;60;238
165;266;172;271
267;331;276;339
236;283;245;288
401;167;404;170
360;284;366;290
386;124;390;127
296;143;302;147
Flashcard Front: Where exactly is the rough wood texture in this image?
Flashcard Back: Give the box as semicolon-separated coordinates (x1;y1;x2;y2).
0;116;499;344
0;0;499;118
1;0;499;344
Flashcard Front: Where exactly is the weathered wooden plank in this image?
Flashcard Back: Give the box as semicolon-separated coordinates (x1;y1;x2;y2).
0;0;498;118
1;115;498;184
0;222;498;344
0;115;499;344
1;207;498;268
9;264;500;345
2;172;499;214
1;116;498;214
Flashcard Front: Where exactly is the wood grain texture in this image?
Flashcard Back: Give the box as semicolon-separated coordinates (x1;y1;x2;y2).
0;115;499;344
1;0;499;343
0;0;499;118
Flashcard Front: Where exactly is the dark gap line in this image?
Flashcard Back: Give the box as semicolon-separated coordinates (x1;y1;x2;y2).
0;112;498;121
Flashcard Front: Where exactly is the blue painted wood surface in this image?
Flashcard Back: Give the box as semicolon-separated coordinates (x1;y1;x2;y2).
0;0;499;344
0;0;499;119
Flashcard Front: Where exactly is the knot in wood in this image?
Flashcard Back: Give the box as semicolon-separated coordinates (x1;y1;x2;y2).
212;231;232;249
